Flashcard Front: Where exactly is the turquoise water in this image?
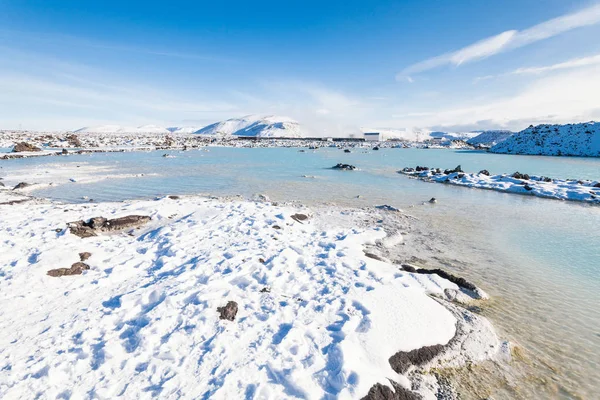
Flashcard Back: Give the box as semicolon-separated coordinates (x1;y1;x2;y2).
2;147;600;398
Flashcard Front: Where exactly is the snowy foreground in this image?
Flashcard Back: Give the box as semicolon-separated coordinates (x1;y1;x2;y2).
0;196;501;399
400;167;600;204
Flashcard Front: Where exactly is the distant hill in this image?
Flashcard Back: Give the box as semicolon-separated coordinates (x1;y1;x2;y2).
429;131;481;141
490;122;600;157
194;115;304;137
74;125;171;134
467;130;513;146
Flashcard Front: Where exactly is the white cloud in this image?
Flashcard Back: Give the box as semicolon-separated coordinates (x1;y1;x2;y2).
391;65;600;130
473;53;600;83
398;3;600;79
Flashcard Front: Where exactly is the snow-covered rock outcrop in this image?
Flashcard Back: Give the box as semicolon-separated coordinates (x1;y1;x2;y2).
194;115;304;137
490;122;600;157
467;130;513;147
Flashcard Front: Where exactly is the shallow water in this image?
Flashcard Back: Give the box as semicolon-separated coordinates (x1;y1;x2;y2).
2;147;599;398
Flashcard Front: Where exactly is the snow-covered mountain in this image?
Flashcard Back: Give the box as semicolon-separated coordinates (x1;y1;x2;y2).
490;122;600;157
467;130;513;146
194;115;304;137
74;125;171;134
429;131;481;141
167;126;203;134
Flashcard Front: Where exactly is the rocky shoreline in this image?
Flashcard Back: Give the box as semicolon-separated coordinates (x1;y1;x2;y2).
400;165;600;204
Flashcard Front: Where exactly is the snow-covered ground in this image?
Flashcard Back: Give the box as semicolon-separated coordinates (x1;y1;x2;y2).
400;167;600;204
0;195;501;399
490;122;600;157
466;130;513;147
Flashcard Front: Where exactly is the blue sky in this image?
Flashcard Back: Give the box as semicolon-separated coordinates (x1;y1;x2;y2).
2;0;600;133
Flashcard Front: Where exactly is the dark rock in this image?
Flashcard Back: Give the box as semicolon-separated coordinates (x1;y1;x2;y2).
168;195;180;200
594;183;600;188
415;166;429;172
372;146;380;151
511;172;530;180
524;184;533;191
13;182;32;190
61;149;69;155
443;165;463;174
79;252;92;261
217;301;238;321
376;205;400;212
478;170;490;176
402;167;415;173
259;258;266;264
361;381;422;400
68;215;151;238
414;267;477;291
539;176;552;182
260;287;271;293
291;213;309;223
344;149;352;153
0;181;4;187
65;134;82;147
364;252;384;261
389;344;445;374
457;173;465;178
47;262;90;277
272;225;282;230
332;163;357;171
12;142;41;152
428;198;437;204
401;264;416;273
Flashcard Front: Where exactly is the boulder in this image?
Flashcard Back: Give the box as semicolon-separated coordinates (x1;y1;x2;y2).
415;166;429;172
478;169;490;176
402;167;415;173
443;165;462;174
13;182;32;190
428;198;437;204
361;382;422;400
332;163;356;171
65;134;82;147
388;343;445;374
68;215;151;238
217;301;238;321
290;213;309;223
12;142;41;153
344;149;351;153
47;262;90;277
79;252;92;261
512;172;530;180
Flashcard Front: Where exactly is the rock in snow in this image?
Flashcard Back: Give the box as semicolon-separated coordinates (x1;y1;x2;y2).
217;301;239;321
12;142;41;153
68;215;151;238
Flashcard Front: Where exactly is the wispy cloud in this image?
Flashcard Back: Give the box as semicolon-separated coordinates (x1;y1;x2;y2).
397;3;600;80
474;53;600;83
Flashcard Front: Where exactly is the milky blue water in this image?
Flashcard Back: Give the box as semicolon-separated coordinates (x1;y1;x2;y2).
2;147;599;398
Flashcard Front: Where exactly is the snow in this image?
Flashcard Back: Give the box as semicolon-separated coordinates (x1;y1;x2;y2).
0;196;498;399
400;169;600;204
467;130;513;146
74;125;172;134
490;122;600;156
194;115;305;138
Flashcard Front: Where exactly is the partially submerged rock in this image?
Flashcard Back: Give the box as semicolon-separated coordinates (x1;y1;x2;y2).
478;169;490;176
376;205;401;212
332;163;357;171
389;343;446;374
443;165;463;174
13;182;32;190
12;142;41;153
68;215;151;238
361;381;422;400
47;262;90;277
511;171;530;180
217;301;238;321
